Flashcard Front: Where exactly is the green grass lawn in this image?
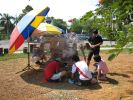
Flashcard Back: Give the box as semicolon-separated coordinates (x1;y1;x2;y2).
0;53;27;61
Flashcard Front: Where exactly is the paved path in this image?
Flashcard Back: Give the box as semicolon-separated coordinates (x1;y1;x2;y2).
0;40;27;51
0;40;116;54
1;40;132;54
0;40;115;50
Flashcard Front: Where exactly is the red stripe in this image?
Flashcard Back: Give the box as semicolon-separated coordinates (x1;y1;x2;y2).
74;64;91;80
9;27;21;49
15;34;25;50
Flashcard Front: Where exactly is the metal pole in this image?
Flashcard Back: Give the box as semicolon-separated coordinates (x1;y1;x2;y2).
27;37;31;69
16;30;36;74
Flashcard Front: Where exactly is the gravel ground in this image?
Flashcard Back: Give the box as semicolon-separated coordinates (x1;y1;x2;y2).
0;52;133;100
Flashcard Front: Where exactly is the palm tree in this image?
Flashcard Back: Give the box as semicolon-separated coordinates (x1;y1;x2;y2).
0;13;14;35
12;15;20;25
12;5;33;26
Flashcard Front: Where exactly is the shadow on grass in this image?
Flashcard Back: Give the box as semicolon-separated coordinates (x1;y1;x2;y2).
108;72;130;78
126;89;133;95
126;71;133;75
106;77;119;85
99;77;119;85
20;69;102;90
126;80;133;95
128;80;133;83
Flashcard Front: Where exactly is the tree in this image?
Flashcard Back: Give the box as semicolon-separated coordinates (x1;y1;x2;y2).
71;18;82;34
52;18;67;31
12;15;20;25
12;5;33;27
45;16;54;24
80;0;133;60
17;5;33;21
0;13;14;35
80;11;94;34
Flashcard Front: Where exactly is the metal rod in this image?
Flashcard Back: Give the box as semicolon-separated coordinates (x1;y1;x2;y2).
27;37;30;69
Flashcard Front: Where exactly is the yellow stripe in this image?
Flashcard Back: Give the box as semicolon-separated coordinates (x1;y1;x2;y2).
46;24;61;34
31;16;45;28
9;45;16;54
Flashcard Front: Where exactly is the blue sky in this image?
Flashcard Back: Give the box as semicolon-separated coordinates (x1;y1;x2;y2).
0;0;99;21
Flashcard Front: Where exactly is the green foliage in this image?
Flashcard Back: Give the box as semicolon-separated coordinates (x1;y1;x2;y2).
80;0;133;61
128;48;133;53
80;11;94;23
0;13;14;35
45;16;54;24
22;5;33;14
71;18;82;33
108;53;116;61
0;5;33;38
80;11;95;34
0;53;27;61
53;18;67;31
17;5;33;22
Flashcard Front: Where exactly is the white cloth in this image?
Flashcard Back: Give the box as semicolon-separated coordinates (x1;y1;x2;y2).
71;61;92;80
50;72;62;80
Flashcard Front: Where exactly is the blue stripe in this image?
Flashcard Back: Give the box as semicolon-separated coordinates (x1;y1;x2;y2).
38;7;50;16
21;25;35;39
21;7;50;39
17;10;35;34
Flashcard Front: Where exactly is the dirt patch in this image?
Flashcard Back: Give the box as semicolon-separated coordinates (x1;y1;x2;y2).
0;53;133;100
